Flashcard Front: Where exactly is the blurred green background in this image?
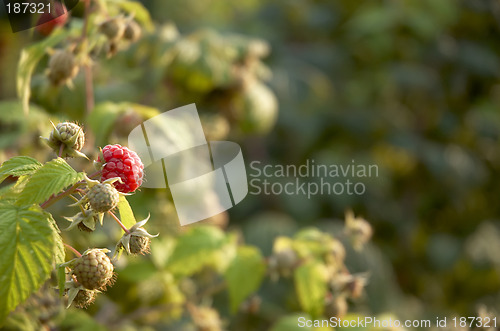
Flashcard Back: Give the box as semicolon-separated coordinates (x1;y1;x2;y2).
1;0;500;329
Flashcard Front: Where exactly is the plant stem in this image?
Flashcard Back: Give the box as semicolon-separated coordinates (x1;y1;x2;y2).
40;171;101;209
40;182;84;209
81;0;94;114
64;243;82;257
58;144;64;158
88;170;101;179
108;211;130;234
84;65;94;114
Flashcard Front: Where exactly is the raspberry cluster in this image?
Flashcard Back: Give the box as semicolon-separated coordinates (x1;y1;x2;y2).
98;17;143;57
99;144;144;193
42;124;156;309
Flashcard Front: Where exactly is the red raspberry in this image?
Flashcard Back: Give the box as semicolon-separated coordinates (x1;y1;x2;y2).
99;144;144;193
36;3;69;36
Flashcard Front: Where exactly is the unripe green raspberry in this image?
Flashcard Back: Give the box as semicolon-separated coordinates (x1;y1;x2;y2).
275;248;298;276
73;249;114;290
189;305;223;331
129;235;151;255
73;289;96;308
232;80;278;134
47;49;79;85
99;17;126;41
200;113;230;141
123;20;142;42
87;183;119;213
324;296;348;319
46;122;86;158
49;122;84;151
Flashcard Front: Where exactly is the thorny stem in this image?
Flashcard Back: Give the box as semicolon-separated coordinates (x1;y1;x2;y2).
88;170;101;179
64;243;82;257
108;211;130;234
40;181;84;209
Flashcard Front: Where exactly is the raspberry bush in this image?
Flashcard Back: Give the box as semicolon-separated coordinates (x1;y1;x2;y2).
2;0;500;329
6;0;495;330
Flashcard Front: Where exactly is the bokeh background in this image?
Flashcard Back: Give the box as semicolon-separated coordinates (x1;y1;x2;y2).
1;0;500;330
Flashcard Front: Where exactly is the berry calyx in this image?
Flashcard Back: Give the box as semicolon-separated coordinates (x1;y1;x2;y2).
73;249;114;290
87;183;119;213
64;210;98;232
99;144;144;193
73;289;96;308
115;215;158;257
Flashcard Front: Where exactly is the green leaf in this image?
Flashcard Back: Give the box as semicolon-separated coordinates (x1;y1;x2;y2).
56;265;66;298
293;228;334;259
224;246;265;312
0;175;32;202
117;195;136;229
17;29;74;114
47;213;65;265
0;156;42;184
16;158;84;206
294;261;328;318
166;225;228;276
0;203;61;324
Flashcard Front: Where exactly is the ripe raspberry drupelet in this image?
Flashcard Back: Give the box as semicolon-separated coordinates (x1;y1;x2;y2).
99;144;144;193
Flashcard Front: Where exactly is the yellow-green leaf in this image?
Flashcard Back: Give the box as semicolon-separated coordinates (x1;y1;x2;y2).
294;261;329;318
224;246;266;312
0;156;42;183
16;158;84;206
166;225;228;276
0;203;61;324
117;195;136;229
